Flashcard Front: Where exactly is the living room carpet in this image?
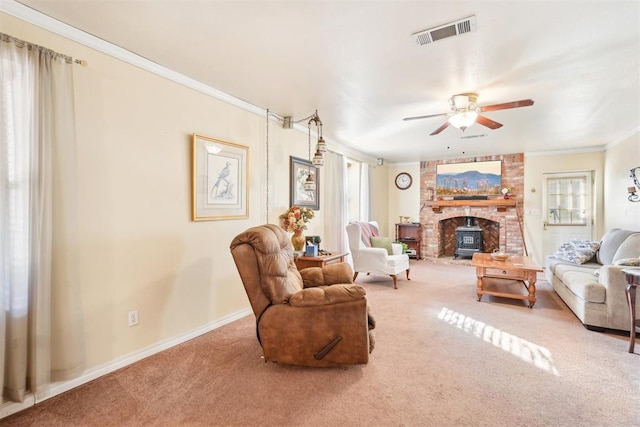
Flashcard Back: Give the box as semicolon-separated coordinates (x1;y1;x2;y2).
4;261;639;426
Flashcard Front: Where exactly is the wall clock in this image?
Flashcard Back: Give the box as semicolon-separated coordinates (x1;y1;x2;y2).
395;172;412;190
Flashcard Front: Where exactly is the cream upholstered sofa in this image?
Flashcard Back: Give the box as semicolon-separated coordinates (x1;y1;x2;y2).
346;221;410;289
545;228;640;331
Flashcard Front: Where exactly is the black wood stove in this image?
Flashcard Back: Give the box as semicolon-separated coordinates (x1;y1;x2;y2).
454;217;483;259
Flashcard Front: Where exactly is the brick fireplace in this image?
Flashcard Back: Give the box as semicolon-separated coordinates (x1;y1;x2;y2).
420;154;525;260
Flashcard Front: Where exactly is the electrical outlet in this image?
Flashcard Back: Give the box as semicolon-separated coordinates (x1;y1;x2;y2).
128;310;139;327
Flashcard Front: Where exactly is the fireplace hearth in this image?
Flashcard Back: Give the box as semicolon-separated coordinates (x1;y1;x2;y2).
454;216;483;259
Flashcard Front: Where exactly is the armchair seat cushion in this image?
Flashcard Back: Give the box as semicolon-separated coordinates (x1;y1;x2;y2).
289;284;367;307
387;254;410;267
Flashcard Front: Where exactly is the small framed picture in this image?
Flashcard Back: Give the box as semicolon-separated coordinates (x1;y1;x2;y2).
192;134;249;221
290;156;320;210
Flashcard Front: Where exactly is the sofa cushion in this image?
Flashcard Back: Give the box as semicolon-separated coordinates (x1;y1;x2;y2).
554;264;605;303
597;229;638;265
611;233;640;263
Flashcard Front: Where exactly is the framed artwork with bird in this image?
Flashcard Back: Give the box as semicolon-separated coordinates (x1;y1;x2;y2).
192;134;249;221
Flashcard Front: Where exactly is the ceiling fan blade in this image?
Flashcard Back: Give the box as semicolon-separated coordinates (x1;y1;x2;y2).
403;112;449;121
478;99;534;112
476;115;503;129
430;121;450;135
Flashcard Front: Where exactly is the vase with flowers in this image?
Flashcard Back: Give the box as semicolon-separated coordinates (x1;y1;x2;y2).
280;205;314;251
501;187;512;199
500;187;511;199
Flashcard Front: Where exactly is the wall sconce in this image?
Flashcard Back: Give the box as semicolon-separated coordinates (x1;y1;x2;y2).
629;166;640;202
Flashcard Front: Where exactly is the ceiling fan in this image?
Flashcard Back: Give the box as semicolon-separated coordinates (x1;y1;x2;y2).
403;93;534;135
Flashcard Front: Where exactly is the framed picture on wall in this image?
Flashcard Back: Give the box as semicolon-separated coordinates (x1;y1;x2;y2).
435;160;502;196
192;134;249;221
290;156;320;210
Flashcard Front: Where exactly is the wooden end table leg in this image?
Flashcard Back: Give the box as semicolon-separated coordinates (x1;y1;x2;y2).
626;284;636;353
476;275;484;302
527;272;537;309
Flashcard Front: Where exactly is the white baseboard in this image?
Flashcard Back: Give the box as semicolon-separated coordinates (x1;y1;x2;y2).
0;308;252;420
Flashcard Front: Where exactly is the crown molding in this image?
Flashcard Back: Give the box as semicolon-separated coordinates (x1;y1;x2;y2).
1;0;265;116
524;145;605;157
604;125;640;150
1;0;374;162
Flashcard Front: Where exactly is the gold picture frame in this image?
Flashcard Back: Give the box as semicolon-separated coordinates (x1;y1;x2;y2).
192;134;249;221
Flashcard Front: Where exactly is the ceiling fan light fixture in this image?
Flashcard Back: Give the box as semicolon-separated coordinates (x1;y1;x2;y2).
448;111;478;130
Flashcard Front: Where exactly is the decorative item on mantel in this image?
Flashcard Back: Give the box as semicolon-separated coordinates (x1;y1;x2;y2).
280;205;314;251
501;187;512;199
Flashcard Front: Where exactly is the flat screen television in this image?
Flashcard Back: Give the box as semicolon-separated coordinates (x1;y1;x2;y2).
435;160;502;196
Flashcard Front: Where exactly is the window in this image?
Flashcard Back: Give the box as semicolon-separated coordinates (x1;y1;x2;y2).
546;175;588;225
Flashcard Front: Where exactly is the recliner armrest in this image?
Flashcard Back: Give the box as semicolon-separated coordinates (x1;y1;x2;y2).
289;284;366;307
300;263;354;288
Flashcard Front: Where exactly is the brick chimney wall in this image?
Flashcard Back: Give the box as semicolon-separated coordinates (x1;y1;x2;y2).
419;153;525;259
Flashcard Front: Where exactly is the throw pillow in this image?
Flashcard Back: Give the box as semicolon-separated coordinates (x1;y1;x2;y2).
370;236;393;255
550;245;597;265
570;239;600;251
614;258;640;267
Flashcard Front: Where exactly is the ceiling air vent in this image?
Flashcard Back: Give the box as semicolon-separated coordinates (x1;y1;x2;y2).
413;16;477;46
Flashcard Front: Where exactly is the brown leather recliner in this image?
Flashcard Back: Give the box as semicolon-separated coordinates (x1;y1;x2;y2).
230;224;375;366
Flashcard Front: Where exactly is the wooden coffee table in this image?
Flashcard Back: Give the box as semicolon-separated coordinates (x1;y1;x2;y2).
472;253;543;308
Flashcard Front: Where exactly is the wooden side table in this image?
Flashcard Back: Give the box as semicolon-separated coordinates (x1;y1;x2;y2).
395;223;422;259
294;252;348;270
622;268;640;353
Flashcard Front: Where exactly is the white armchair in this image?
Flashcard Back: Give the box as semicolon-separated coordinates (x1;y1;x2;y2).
346;221;410;289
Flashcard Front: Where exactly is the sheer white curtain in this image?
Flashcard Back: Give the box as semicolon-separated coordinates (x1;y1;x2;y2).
323;151;349;257
359;162;371;221
1;33;84;403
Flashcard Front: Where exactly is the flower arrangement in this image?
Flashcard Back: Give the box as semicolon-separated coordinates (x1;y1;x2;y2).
279;205;314;233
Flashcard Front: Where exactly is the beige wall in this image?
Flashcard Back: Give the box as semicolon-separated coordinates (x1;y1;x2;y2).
523;150;605;265
386;163;421;238
0;13;333;369
523;132;639;266
603;133;640;231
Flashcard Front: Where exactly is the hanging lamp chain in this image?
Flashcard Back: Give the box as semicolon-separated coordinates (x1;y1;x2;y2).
266;109;271;223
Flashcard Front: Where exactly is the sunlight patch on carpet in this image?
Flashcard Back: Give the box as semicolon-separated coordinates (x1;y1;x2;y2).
437;307;560;376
